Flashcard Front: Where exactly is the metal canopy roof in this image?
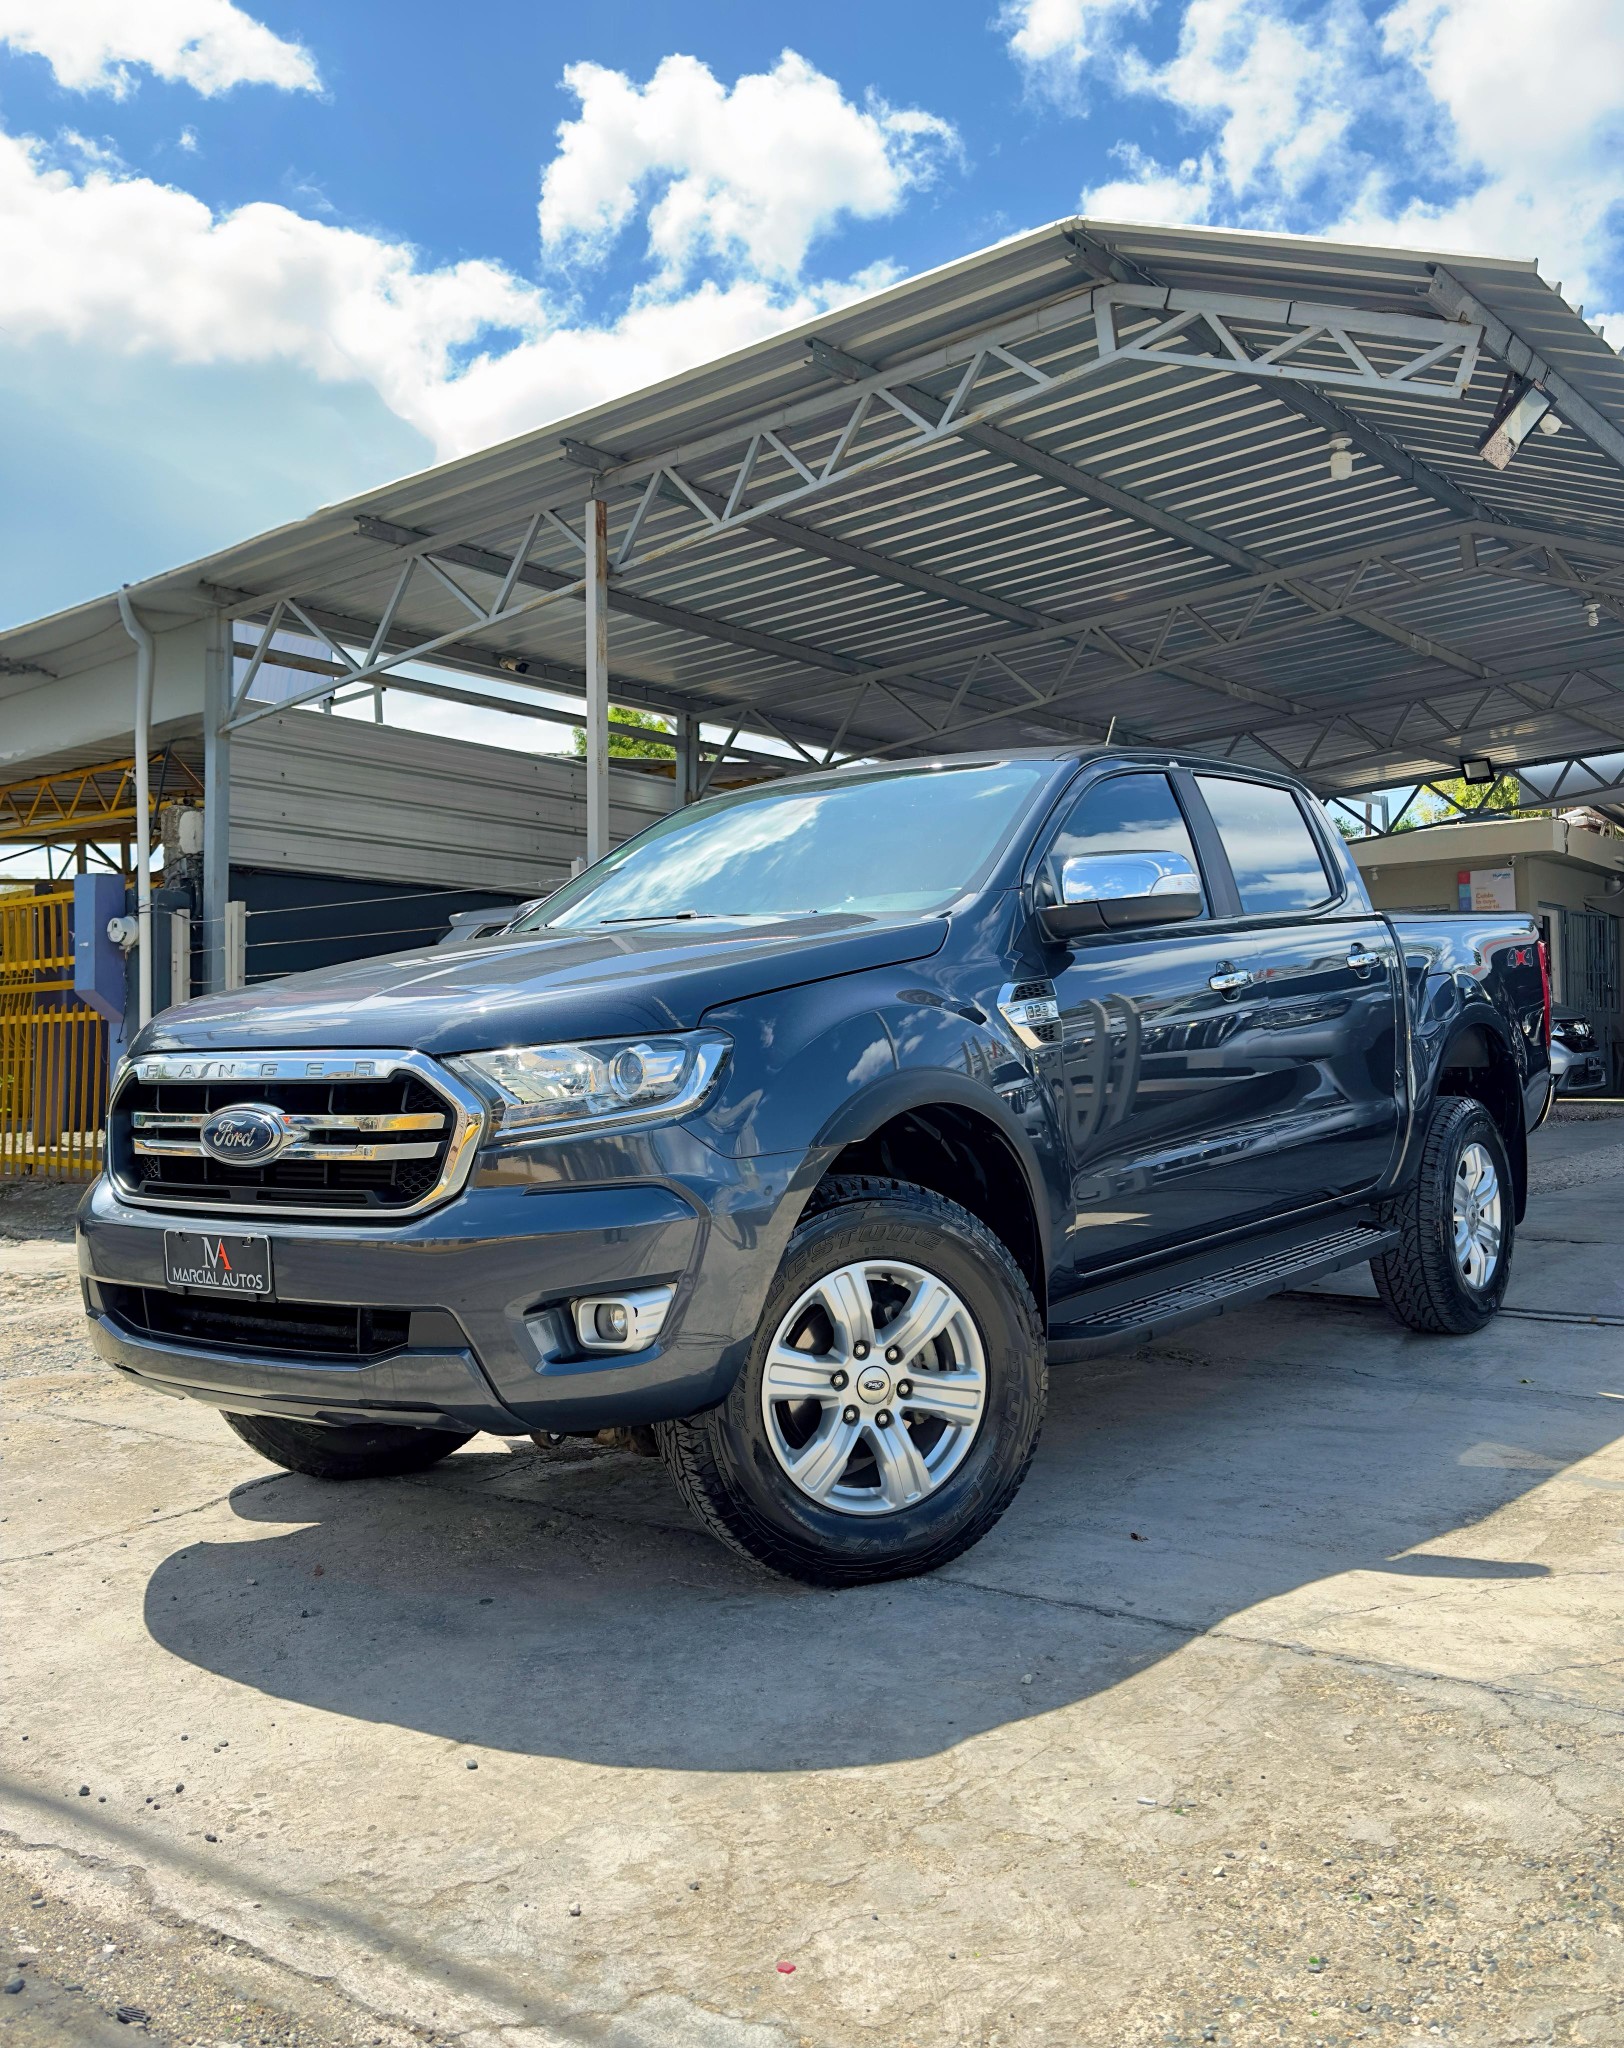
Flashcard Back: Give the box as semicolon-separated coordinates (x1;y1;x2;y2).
6;216;1624;799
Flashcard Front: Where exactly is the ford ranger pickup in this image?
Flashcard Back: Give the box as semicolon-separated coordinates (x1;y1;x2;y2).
78;748;1552;1584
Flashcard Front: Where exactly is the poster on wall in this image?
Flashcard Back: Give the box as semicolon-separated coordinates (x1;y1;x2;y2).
1466;866;1517;913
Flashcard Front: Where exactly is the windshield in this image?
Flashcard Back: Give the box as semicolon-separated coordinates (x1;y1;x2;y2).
519;760;1053;930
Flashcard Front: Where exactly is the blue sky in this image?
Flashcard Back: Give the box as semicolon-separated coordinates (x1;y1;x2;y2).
0;0;1619;633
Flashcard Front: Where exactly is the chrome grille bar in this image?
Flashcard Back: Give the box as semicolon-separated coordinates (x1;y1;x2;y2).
108;1047;487;1220
130;1110;447;1133
132;1136;444;1161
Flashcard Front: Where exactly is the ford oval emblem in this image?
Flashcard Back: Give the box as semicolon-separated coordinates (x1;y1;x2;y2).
199;1103;295;1164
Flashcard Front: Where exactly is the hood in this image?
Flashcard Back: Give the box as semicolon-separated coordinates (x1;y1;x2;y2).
138;913;949;1056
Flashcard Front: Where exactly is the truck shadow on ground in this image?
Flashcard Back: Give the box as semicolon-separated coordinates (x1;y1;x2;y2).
141;1297;1611;1773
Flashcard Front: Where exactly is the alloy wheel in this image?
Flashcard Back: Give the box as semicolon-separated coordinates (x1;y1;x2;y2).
1452;1140;1503;1291
759;1258;988;1516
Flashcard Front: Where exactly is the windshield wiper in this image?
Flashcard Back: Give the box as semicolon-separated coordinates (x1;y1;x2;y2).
596;911;719;924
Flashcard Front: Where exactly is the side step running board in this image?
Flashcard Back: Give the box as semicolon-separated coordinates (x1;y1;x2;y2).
1049;1223;1400;1359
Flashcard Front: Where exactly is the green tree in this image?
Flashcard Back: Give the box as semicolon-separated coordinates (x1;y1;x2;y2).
1398;773;1531;829
571;707;673;759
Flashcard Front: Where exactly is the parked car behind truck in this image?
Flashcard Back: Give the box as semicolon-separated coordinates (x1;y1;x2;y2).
79;748;1552;1584
1549;1004;1608;1095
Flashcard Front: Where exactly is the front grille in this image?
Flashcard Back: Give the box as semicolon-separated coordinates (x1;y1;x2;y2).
108;1052;480;1219
103;1283;412;1360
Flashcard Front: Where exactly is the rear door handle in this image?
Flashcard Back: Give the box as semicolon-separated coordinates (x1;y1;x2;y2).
1208;968;1251;994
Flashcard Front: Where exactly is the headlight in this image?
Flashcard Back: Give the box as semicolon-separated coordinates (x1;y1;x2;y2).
448;1030;730;1142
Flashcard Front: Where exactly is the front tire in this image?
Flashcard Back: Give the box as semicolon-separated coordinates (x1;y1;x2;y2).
658;1176;1046;1586
1373;1096;1513;1334
223;1411;474;1479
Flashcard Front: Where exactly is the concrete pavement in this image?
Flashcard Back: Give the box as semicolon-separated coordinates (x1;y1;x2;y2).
2;1118;1620;2048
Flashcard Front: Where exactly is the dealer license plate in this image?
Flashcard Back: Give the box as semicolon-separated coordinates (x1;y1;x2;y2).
163;1230;273;1296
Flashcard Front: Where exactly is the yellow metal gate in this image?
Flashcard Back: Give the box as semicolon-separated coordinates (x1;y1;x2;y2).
0;886;107;1180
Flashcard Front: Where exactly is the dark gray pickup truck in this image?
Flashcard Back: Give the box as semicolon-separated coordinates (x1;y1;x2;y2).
79;747;1552;1584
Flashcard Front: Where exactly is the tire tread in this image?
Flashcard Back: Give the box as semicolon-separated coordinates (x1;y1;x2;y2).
223;1410;473;1480
1372;1096;1511;1335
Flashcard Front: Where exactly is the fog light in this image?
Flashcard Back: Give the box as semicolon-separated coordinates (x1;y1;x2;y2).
572;1285;674;1352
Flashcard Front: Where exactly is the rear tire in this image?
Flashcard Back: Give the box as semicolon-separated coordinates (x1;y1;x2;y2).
223;1411;474;1479
1373;1096;1513;1334
658;1176;1046;1587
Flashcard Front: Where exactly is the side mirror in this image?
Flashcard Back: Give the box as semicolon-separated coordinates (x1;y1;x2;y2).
437;896;549;949
1040;850;1203;943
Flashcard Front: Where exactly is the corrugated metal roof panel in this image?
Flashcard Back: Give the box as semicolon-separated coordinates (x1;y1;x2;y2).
4;219;1622;797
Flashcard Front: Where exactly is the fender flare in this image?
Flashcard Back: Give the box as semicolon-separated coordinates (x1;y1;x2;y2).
1426;1002;1530;1219
793;1064;1055;1273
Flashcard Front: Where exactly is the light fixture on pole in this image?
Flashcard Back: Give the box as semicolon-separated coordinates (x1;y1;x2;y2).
1478;375;1553;469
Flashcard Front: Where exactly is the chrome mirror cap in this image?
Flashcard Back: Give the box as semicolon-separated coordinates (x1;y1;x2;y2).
1058;849;1200;903
1042;849;1203;943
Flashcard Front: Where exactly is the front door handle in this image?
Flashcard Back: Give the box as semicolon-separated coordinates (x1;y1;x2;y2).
1208;967;1252;994
1347;943;1379;976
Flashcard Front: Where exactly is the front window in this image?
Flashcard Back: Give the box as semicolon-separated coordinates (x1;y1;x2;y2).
1038;771;1205;914
519;760;1054;928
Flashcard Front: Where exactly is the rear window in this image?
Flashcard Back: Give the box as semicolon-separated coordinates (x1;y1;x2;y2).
1196;776;1333;915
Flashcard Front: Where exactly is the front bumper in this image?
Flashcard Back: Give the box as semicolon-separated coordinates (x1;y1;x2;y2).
78;1135;805;1434
1552;1048;1607;1094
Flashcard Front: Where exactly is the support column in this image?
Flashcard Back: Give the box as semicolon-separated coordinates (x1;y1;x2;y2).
584;497;610;863
674;712;699;809
202;611;232;994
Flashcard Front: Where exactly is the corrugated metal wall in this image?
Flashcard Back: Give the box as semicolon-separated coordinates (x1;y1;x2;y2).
229;711;674;894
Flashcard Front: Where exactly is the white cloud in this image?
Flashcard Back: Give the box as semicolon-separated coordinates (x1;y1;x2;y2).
1125;0;1357;198
1084;146;1214;227
1349;0;1624;335
1050;0;1623;340
538;49;956;284
1001;0;1151;87
427;265;897;460
0;0;319;97
0;130;538;449
0;48;946;466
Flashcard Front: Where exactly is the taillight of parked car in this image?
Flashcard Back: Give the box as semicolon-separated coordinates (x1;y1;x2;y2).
1538;939;1552;1050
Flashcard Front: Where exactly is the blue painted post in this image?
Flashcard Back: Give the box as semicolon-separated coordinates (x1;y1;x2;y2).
73;873;130;1077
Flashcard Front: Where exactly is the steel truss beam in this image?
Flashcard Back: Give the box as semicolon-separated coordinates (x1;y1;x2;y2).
353;514;879;681
216;593;838;769
226;635;804;770
1325;777;1516;838
1055;225;1491;525
1517;751;1624;808
774;336;1506;752
220;276;1485;714
840;518;1624;729
851;523;1624;777
211;245;1621;801
1094;285;1480;398
221;580;1134;762
1428;267;1624;482
226;507;1624;792
0;754;201;843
